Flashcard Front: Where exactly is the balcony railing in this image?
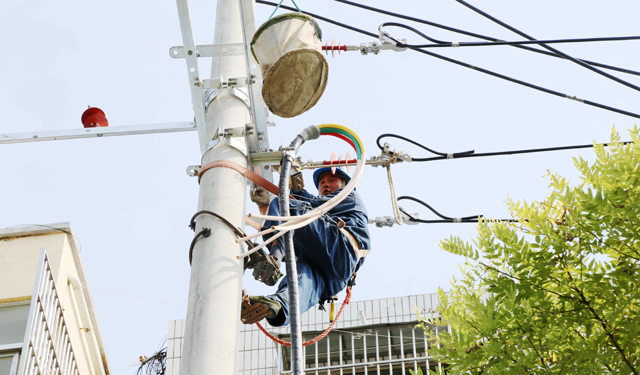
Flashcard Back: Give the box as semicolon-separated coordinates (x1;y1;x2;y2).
18;249;80;375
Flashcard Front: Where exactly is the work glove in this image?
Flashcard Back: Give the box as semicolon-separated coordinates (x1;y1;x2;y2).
250;186;271;207
290;171;304;192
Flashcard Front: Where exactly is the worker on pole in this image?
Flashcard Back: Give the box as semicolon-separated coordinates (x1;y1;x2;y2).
242;167;371;326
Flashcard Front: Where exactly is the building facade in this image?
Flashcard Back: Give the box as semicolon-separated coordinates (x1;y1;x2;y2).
0;223;110;375
167;293;448;374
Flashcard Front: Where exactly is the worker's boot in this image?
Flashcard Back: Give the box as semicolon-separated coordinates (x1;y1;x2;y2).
241;293;281;324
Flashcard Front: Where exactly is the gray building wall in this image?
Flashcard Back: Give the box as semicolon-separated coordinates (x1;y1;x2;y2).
167;293;448;375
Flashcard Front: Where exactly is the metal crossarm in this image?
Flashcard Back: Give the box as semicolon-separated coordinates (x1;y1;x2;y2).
239;0;275;183
176;0;207;149
169;43;245;58
0;121;196;144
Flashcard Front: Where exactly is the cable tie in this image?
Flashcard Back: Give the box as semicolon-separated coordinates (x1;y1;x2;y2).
446;153;454;159
453;217;462;223
566;95;585;103
451;41;460;47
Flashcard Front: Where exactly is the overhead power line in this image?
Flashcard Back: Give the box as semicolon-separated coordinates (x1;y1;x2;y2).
333;0;640;77
255;1;640;120
376;133;634;162
454;0;640;93
379;22;640;49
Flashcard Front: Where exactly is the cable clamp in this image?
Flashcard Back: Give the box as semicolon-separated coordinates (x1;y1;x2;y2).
369;216;395;228
447;153;454;159
399;207;420;225
452;41;460;47
453;217;462;223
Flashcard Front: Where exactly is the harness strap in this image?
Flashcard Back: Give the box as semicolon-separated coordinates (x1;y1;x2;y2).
339;227;370;260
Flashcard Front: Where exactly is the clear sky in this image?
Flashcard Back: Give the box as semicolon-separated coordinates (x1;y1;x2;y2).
1;0;638;373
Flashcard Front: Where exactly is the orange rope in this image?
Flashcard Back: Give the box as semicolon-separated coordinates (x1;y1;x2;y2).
255;287;352;347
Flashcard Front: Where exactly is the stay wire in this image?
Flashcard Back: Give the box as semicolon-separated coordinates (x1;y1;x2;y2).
397;196;519;223
454;0;640;93
380;22;640;49
333;0;640;77
376;133;634;162
255;1;640;120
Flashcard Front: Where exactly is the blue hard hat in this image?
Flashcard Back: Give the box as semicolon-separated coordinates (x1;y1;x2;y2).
313;167;352;190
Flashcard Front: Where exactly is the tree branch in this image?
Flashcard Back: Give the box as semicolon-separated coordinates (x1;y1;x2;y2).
514;319;551;372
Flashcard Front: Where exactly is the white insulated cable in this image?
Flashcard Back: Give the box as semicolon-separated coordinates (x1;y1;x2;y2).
237;154;366;259
248;157;365;223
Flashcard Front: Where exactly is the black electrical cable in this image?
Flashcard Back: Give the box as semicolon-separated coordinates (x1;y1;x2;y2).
279;134;308;374
376;133;475;159
188;210;256;265
334;0;640;77
256;1;640;120
380;22;640;49
188;227;211;265
397;196;518;223
256;0;377;38
454;0;640;93
410;46;640;119
376;133;634;162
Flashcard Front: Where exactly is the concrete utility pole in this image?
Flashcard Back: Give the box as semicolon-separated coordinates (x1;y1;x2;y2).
180;0;250;373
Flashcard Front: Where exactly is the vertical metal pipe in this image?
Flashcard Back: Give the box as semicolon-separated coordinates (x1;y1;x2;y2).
363;332;368;375
412;327;417;374
180;0;249;374
339;334;344;375
315;341;319;374
375;330;380;375
327;331;331;375
387;328;393;375
399;328;405;374
423;325;429;373
435;327;442;375
351;333;356;375
278;135;306;374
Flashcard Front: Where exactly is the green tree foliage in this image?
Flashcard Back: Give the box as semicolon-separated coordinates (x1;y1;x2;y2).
423;127;640;374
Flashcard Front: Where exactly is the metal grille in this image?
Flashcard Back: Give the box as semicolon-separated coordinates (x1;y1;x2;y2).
276;322;447;374
237;293;447;375
18;249;80;375
168;293;446;375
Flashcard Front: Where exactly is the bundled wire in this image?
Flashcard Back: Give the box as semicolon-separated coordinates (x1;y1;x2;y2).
398;196;518;223
334;0;640;76
255;0;640;120
453;0;640;93
135;347;166;375
236;124;366;259
379;22;640;49
376;133;634;162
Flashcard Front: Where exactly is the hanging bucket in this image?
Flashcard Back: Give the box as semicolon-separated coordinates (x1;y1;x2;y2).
251;13;328;118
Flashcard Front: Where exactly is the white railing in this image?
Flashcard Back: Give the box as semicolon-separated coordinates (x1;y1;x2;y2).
18;249;80;375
